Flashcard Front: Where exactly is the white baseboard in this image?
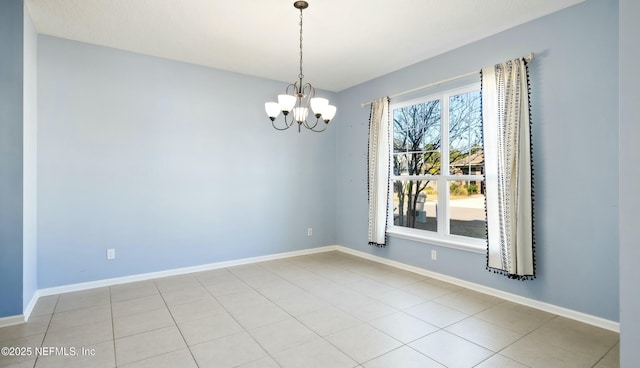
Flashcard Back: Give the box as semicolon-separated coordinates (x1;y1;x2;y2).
23;292;39;321
20;243;619;333
36;245;337;298
334;245;620;332
0;314;25;328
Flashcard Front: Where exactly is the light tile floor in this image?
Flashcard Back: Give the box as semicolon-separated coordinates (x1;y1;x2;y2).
0;251;619;368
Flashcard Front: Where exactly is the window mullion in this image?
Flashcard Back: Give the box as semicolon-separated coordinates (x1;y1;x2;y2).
393;175;437;181
439;96;450;236
442;95;450;176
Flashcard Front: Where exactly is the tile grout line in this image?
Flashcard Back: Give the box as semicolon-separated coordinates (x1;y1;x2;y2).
34;295;60;368
267;256;429;366
251;258;365;367
151;277;201;368
590;341;619;368
438;300;548;367
196;263;327;367
108;286;118;368
191;268;273;366
287;254;538;367
387;272;571;367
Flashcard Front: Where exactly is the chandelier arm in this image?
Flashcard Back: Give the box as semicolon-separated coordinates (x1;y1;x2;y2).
271;113;297;131
271;116;291;130
302;115;319;130
285;82;297;97
284;113;295;128
308;120;328;133
271;121;291;131
301;119;313;130
303;83;314;99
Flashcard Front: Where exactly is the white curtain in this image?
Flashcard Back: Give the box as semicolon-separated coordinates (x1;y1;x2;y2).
368;97;390;247
482;58;535;280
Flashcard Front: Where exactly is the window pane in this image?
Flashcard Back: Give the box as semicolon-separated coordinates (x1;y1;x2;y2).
393;153;408;175
393;100;441;175
449;180;486;239
450;148;484;176
421;150;441;175
393;179;437;232
393;130;408;153
449;91;483;175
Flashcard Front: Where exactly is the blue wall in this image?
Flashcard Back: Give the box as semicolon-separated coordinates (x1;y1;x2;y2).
0;0;24;318
618;0;639;365
335;0;619;321
37;36;337;288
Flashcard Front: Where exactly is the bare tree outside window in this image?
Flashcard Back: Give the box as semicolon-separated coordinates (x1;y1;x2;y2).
393;100;440;228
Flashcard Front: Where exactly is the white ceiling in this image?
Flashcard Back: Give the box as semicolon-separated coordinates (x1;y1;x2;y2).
25;0;584;92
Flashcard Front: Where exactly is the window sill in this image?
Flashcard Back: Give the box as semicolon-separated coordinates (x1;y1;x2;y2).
386;227;486;254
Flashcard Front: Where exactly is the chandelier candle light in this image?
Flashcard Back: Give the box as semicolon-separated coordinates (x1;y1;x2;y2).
265;1;336;132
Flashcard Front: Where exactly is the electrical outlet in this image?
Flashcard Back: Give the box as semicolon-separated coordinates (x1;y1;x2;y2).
431;250;437;260
307;228;313;236
107;249;116;260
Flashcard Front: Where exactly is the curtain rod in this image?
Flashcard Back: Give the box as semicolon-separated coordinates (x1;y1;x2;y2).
360;52;534;107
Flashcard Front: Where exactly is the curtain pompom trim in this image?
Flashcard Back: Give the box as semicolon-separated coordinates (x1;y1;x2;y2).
524;58;537;278
486;266;536;280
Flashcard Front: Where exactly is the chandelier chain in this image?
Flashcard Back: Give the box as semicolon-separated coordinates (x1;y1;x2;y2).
298;7;304;81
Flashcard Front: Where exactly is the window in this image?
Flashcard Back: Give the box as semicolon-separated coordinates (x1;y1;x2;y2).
389;84;486;251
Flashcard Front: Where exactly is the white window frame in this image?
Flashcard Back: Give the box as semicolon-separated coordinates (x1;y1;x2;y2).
387;83;486;253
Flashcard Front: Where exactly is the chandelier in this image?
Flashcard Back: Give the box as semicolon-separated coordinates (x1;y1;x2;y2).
264;1;336;132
